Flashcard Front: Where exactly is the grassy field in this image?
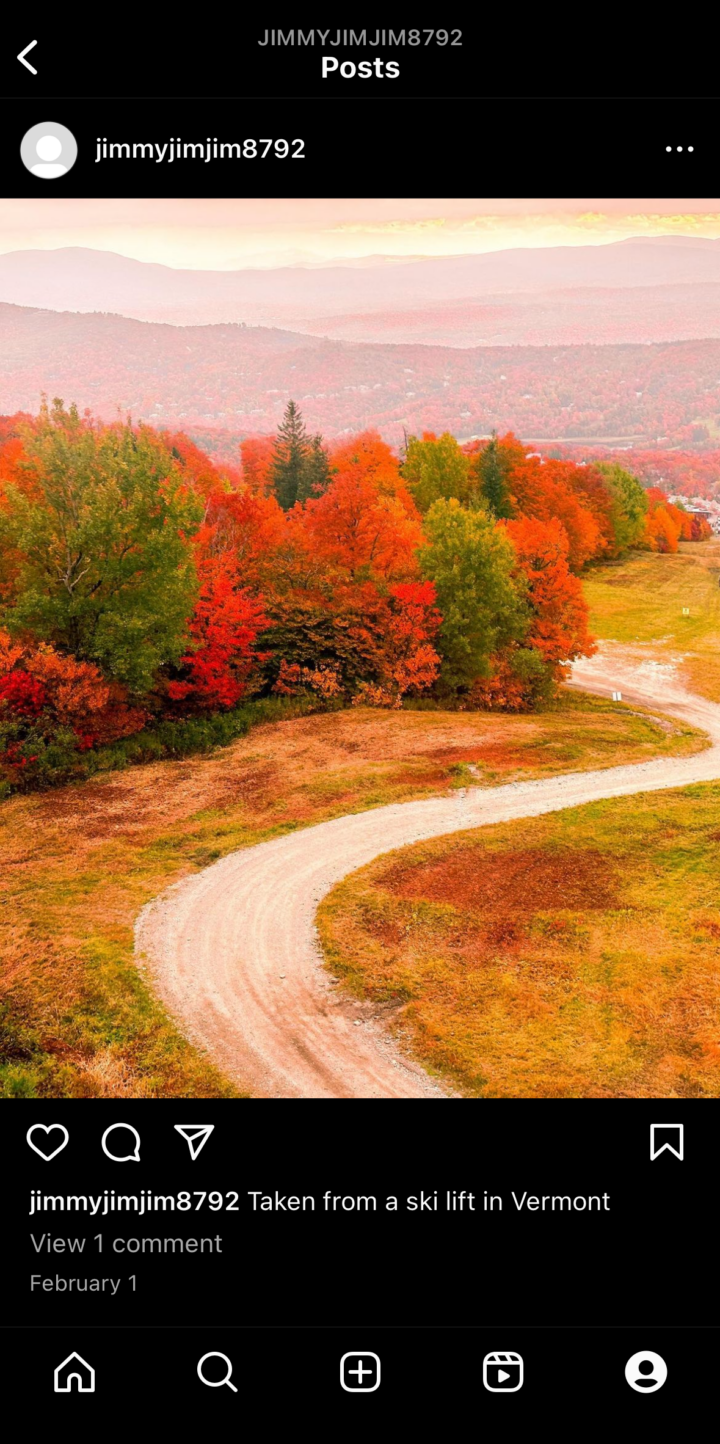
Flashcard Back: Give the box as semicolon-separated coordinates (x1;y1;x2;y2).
583;536;720;701
0;693;703;1098
318;782;720;1098
316;539;720;1100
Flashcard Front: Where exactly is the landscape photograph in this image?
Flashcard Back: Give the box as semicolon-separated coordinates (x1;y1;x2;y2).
1;196;719;1100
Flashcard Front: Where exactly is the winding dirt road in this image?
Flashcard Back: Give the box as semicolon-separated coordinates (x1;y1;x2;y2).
135;645;720;1098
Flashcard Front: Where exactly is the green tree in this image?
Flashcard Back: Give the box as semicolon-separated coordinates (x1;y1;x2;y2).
0;400;201;692
594;461;649;551
403;432;472;513
471;432;515;518
271;400;312;510
418;498;527;690
296;433;331;503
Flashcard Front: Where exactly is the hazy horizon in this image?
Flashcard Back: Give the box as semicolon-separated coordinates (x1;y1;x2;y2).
2;198;720;269
4;202;720;449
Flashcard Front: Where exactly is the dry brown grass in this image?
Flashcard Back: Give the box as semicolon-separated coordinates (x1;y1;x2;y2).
318;786;720;1099
0;693;705;1097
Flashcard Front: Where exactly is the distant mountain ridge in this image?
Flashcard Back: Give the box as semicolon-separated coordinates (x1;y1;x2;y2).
1;300;718;450
2;238;720;341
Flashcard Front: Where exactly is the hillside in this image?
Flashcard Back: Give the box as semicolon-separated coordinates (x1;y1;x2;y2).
303;284;720;347
2;302;720;446
5;239;720;344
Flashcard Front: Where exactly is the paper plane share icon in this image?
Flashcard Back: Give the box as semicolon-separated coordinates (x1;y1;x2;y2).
174;1124;214;1160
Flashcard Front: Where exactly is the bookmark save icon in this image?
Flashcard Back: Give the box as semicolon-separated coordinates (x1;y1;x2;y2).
174;1124;215;1160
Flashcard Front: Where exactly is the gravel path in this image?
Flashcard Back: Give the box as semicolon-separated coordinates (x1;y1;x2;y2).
135;646;720;1098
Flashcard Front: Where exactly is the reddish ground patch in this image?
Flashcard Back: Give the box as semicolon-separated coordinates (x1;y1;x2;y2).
39;780;138;819
391;766;452;787
380;847;620;915
427;743;547;769
363;917;407;948
694;915;720;938
206;762;281;808
485;918;527;947
32;759;283;841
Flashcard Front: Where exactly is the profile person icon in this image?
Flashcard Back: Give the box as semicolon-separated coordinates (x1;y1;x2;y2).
31;135;67;177
633;1359;657;1389
625;1350;667;1393
20;122;78;179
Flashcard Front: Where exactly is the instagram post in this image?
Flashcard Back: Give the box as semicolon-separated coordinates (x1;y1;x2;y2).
0;42;717;1421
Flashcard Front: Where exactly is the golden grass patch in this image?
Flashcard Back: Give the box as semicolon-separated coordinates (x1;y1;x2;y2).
318;785;720;1098
584;537;720;701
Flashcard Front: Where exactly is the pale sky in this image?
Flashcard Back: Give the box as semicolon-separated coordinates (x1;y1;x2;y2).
1;198;720;269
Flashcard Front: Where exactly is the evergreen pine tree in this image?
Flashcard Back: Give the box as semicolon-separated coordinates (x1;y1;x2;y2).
473;433;514;518
297;434;331;502
271;400;311;510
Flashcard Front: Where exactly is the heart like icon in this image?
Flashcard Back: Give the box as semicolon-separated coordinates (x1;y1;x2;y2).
26;1124;69;1162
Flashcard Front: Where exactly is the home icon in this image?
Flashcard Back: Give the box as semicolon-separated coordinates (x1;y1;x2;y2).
54;1352;96;1393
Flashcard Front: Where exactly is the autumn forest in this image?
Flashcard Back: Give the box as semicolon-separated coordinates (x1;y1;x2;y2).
0;397;709;797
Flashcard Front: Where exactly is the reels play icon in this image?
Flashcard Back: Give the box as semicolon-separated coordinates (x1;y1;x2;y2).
483;1352;524;1392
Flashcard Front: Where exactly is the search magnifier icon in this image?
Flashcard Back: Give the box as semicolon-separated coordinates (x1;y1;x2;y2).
197;1352;238;1393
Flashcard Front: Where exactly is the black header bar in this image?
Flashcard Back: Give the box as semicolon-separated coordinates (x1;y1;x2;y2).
1;99;714;198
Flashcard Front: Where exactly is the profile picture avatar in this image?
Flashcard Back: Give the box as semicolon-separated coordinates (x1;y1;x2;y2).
625;1351;667;1393
21;122;78;178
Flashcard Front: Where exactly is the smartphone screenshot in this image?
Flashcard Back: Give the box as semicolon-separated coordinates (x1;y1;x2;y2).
1;33;717;1422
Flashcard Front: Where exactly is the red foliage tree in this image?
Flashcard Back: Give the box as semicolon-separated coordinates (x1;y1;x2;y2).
167;556;268;709
562;461;618;556
505;515;596;675
0;629;146;747
161;431;227;498
196;487;287;589
646;505;681;553
383;580;442;698
240;436;276;494
644;489;685;552
302;432;423;581
691;515;712;541
0;670;46;717
507;454;603;570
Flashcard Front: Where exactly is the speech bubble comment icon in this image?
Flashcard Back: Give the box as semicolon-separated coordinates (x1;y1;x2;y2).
101;1123;141;1162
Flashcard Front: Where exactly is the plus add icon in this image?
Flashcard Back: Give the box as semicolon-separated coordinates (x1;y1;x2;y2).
340;1352;381;1393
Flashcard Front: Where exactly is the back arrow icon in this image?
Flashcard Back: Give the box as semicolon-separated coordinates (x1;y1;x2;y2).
18;41;38;75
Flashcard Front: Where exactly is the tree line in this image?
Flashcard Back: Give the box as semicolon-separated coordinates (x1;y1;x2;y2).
0;399;703;792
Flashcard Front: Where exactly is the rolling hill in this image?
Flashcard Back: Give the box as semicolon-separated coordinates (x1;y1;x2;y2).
1;301;719;450
3;239;720;345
